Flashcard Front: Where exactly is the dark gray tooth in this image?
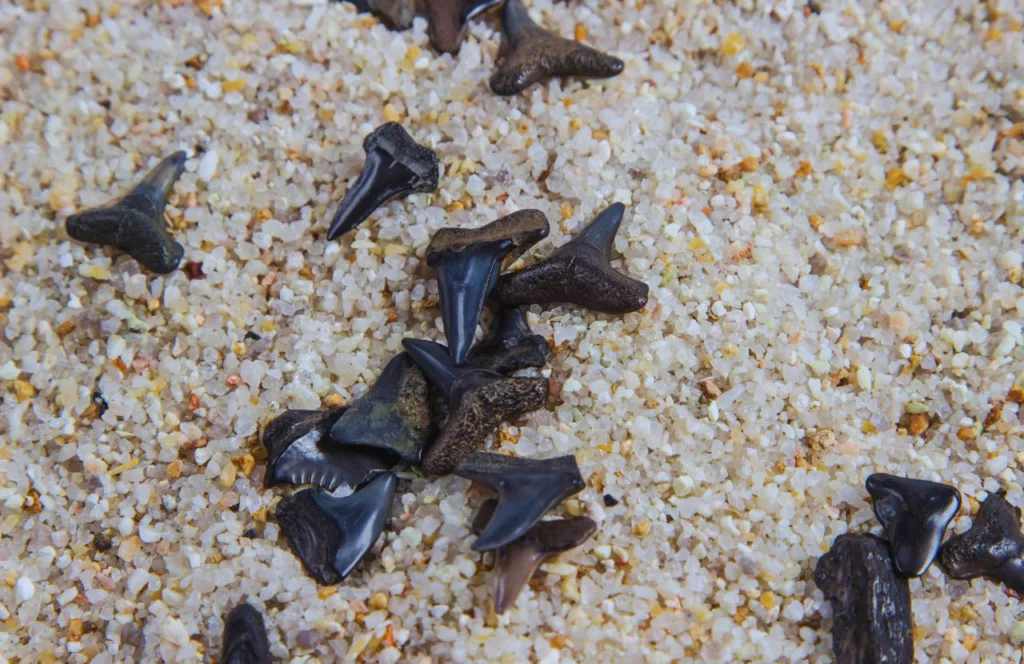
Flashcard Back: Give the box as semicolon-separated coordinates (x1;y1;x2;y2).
495;203;649;315
466;306;550;374
276;472;397;585
865;472;961;576
65;151;187;274
426;210;549;365
489;0;624;96
402;339;548;475
221;603;272;664
326;122;438;240
939;490;1024;593
814;533;913;664
329;352;436;465
456;452;584;551
262;408;395;491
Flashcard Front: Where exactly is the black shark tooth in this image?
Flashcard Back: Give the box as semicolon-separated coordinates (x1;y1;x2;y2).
466;306;550;374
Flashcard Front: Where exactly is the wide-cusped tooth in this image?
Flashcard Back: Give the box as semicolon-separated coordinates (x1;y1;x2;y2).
329;353;436;465
814;533;913;664
402;339;548;475
939;490;1024;593
472;499;596;614
489;0;624;96
277;472;397;585
263;408;395;492
865;473;961;576
457;452;584;551
466;306;550;374
221;603;272;664
326;123;439;240
495;203;649;314
65;151;187;274
427;210;549;365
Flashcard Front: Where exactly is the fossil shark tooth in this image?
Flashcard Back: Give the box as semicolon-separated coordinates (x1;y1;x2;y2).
427;209;549;365
65;151;187;274
329;352;436;465
427;0;504;54
262;408;395;492
276;471;398;585
221;603;272;664
939;490;1024;594
401;338;548;475
466;306;551;374
495;203;649;314
326;123;439;240
865;473;961;576
456;452;584;551
489;0;624;96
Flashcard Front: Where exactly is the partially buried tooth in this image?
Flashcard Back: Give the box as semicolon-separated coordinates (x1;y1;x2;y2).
276;471;398;585
489;0;624;96
65;151;187;274
329;352;436;465
263;408;396;491
466;306;551;374
326;122;439;240
472;499;596;614
220;603;272;664
427;210;549;365
939;490;1024;594
402;338;548;476
456;452;584;551
427;0;504;54
495;203;648;314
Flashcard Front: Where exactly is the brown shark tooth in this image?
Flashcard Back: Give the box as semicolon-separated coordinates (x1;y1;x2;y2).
221;603;272;664
495;203;648;314
489;0;624;96
402;338;548;475
939;490;1024;593
466;306;551;374
472;499;596;614
428;0;504;54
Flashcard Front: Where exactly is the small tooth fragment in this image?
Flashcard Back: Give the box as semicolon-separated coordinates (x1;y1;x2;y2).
220;603;272;664
466;306;551;374
426;209;549;365
495;203;649;314
489;0;624;96
814;533;913;664
65;151;187;274
939;490;1024;593
402;338;548;476
865;472;960;576
456;452;584;551
277;472;397;585
326;122;438;240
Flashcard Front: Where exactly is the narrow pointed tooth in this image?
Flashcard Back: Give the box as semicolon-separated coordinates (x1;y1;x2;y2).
401;339;458;396
939;490;1024;592
456;452;584;551
221;603;272;664
573;202;624;260
466;306;550;374
126;151;188;215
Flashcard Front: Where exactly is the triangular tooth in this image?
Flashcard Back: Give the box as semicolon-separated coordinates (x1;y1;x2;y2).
573;203;624;261
125;151;188;215
467;306;551;374
939;490;1024;587
221;603;272;664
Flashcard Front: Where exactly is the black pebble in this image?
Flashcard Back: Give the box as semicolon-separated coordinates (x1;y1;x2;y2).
244;528;257;539
244;331;262;342
603;494;619;507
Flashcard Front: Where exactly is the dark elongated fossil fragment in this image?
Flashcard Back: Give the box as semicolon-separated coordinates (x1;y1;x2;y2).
865;473;960;576
402;338;548;475
495;203;648;314
263;408;395;491
65;151;187;274
326;123;439;240
472;499;596;613
427;210;549;365
456;452;584;551
277;471;397;585
489;0;624;96
939;490;1024;593
221;603;273;664
814;533;913;664
466;306;550;374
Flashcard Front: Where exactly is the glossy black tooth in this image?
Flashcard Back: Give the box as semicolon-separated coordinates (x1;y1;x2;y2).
467;306;550;374
489;0;624;96
426;210;549;365
495;204;649;315
457;452;584;551
262;408;395;491
65;151;187;274
939;490;1024;592
329;353;436;465
865;473;961;577
276;472;397;585
221;603;272;664
326;123;438;240
403;339;548;476
814;533;913;664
